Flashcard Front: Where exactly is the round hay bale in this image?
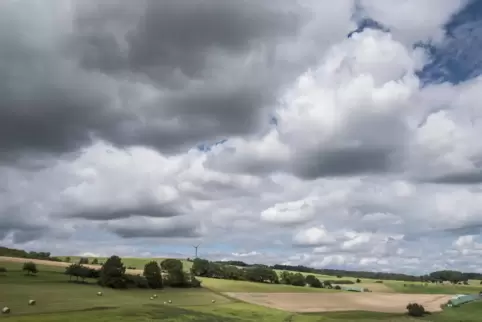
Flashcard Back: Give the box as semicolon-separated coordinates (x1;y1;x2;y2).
212;300;216;303
2;307;10;314
153;294;157;298
168;300;172;303
150;297;154;300
97;291;103;296
28;300;36;305
163;301;167;305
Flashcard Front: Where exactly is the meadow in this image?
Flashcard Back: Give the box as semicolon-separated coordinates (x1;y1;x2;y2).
1;257;482;321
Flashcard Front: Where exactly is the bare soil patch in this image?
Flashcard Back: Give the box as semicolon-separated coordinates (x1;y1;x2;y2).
225;292;453;313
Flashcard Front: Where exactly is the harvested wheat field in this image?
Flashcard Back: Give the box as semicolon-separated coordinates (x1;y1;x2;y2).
0;256;147;274
225;292;453;313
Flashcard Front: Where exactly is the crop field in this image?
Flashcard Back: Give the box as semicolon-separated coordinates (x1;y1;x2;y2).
2;257;482;321
57;256;193;272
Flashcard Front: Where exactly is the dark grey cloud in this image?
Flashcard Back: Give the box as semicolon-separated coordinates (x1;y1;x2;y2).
69;203;182;221
293;146;398;179
0;0;309;162
104;217;202;239
427;171;482;184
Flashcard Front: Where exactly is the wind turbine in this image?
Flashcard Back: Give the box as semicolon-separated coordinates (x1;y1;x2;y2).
192;244;201;258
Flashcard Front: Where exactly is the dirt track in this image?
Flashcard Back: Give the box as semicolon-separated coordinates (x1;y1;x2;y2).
0;256;143;274
225;292;453;313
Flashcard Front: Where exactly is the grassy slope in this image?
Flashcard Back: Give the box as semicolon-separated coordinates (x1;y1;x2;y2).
199;277;335;293
2;259;482;321
386;280;482;295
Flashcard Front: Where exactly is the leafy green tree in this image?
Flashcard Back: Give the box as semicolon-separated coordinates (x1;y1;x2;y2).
244;266;278;283
161;259;183;272
306;275;322;288
290;273;306;287
65;264;93;282
92;258;99;265
98;255;127;289
192;258;210;276
280;271;292;284
143;261;163;289
65;257;71;263
23;262;38;275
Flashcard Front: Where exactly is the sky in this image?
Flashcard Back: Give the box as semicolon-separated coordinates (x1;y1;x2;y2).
1;0;482;275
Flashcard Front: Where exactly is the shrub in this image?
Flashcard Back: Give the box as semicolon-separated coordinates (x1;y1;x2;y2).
65;257;71;262
91;258;99;265
406;303;426;317
23;262;38;275
161;259;183;272
334;285;341;290
324;280;354;285
375;280;383;283
79;257;89;265
164;268;189;287
0;267;7;274
125;274;149;289
356;278;361;283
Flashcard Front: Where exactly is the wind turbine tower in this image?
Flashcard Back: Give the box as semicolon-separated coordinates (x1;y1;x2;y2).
193;244;201;258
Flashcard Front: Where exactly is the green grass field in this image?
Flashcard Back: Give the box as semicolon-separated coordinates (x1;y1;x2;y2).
386;280;482;295
199;277;335;293
2;258;482;321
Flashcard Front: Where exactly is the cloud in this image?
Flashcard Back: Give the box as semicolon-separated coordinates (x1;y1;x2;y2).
261;198;316;226
2;0;482;275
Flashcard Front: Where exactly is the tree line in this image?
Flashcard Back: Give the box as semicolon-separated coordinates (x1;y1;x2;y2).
66;255;200;289
191;258;355;289
0;246;62;262
4;245;482;283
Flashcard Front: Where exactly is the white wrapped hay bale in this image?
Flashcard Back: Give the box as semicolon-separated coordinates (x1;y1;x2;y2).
150;297;154;300
153;294;157;298
212;300;216;303
28;299;36;305
168;300;172;303
2;307;10;314
97;291;103;296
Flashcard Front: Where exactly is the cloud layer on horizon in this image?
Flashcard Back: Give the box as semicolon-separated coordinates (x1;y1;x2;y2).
1;0;482;275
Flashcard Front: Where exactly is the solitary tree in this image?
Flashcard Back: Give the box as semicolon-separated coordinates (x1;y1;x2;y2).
23;262;38;275
143;261;163;289
92;258;99;265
